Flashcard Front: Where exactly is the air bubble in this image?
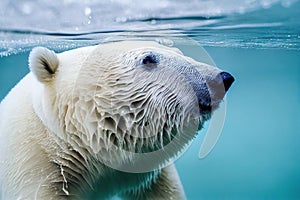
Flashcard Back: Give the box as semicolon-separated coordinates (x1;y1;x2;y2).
84;7;92;16
155;38;174;47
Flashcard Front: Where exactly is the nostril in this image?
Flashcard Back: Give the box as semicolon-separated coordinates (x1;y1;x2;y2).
220;72;235;92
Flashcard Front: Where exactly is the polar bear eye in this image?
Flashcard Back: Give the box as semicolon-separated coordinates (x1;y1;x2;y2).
142;54;158;66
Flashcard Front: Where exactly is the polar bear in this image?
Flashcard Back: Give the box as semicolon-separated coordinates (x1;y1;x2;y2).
0;41;234;200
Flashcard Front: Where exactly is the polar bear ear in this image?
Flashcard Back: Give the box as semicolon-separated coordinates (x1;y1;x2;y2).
29;47;59;83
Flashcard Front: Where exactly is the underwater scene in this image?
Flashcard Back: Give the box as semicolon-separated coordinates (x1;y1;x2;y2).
0;0;299;199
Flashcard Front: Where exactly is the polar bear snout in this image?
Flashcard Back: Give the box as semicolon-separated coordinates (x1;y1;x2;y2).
187;68;234;114
220;71;235;92
203;71;234;110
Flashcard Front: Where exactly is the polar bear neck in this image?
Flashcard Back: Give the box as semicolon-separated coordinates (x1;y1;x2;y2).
39;125;160;198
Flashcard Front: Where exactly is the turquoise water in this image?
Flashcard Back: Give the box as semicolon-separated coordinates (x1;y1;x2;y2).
177;48;300;199
1;0;300;199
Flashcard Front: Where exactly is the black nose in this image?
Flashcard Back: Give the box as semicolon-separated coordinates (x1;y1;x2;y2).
220;72;235;92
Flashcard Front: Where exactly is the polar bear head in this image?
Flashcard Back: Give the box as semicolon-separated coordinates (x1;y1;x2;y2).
29;41;234;171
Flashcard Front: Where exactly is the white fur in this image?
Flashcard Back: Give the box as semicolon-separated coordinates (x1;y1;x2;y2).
0;41;226;200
